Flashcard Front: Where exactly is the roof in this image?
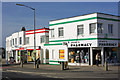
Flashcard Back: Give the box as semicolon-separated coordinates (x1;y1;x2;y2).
50;12;119;22
26;27;50;32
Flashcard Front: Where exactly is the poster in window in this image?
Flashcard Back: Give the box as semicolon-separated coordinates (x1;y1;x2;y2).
59;50;65;59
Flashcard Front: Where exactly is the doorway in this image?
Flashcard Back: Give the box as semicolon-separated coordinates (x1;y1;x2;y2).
93;50;101;65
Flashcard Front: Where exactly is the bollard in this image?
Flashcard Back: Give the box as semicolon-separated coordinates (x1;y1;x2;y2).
21;61;23;68
65;61;69;70
105;61;108;71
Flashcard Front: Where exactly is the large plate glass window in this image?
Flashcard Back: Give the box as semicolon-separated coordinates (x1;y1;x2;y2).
77;25;84;35
58;27;64;37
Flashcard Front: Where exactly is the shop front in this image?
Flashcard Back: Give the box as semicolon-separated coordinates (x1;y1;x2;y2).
67;41;94;66
68;48;90;66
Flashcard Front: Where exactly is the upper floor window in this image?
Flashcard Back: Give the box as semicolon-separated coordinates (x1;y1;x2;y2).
19;37;22;45
77;25;84;35
40;36;45;43
15;38;17;45
97;23;103;34
58;27;64;37
51;29;54;37
12;39;14;45
90;23;96;34
26;37;29;44
108;24;113;34
46;36;49;43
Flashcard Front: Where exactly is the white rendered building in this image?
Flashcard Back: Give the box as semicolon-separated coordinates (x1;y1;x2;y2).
6;27;49;64
44;12;120;66
6;12;120;66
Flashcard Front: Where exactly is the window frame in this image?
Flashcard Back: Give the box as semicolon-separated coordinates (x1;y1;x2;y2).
58;27;64;37
51;29;54;38
40;36;45;43
26;37;29;44
89;23;97;34
108;24;113;34
15;38;17;45
12;39;14;46
97;23;103;34
77;25;84;35
19;37;22;45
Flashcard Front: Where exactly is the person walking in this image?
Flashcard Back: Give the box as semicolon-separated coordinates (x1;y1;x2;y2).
96;53;100;66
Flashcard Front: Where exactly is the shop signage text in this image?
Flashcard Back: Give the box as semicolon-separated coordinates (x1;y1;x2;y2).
68;42;92;47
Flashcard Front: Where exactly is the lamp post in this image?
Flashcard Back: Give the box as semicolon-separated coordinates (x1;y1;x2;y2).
16;3;36;69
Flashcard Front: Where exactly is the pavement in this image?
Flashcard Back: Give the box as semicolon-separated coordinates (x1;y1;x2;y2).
1;63;119;80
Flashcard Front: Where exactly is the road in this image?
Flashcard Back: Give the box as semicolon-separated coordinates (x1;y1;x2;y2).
1;64;119;80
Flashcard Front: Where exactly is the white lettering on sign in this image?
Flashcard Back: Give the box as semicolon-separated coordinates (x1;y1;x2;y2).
69;43;92;47
99;43;117;46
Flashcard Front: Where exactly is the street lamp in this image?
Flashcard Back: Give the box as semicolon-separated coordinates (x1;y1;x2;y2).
16;3;36;69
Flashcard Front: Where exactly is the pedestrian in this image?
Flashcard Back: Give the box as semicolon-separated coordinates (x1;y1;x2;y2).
96;53;100;66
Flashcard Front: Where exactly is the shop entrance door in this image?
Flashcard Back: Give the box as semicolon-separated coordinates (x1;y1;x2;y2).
93;50;101;65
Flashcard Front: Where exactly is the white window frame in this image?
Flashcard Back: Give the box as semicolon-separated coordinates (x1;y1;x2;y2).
51;29;54;38
15;38;17;45
58;27;64;37
19;37;22;45
97;23;103;34
46;36;49;43
26;37;29;44
77;25;84;35
40;36;45;43
108;24;113;35
89;23;97;34
13;39;14;46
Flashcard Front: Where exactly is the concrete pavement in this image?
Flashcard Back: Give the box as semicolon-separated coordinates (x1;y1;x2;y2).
1;63;119;79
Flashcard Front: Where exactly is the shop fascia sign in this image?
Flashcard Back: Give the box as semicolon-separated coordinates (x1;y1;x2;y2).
98;40;117;47
67;41;92;47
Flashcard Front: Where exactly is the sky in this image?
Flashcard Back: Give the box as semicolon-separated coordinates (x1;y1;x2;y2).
2;2;118;48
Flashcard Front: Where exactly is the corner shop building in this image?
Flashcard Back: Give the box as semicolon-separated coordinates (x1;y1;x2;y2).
44;12;120;66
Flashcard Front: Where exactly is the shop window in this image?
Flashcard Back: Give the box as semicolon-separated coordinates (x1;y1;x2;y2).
89;23;96;34
51;29;54;37
58;27;64;37
77;25;84;35
97;23;103;34
68;49;89;64
108;24;113;34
